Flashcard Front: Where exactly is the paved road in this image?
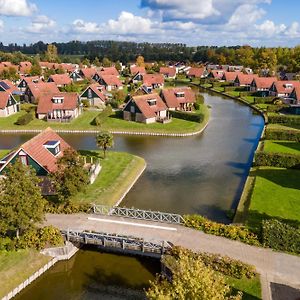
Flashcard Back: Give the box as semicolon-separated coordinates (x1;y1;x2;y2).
45;213;300;300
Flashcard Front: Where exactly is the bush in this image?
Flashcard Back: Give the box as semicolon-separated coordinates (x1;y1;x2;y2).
265;129;300;142
254;151;300;169
21;103;36;113
262;220;300;254
184;215;260;246
170;110;203;123
266;105;286;113
167;247;256;279
254;97;274;104
81;99;90;108
15;112;34;125
92;105;113;126
268;114;300;125
44;201;91;214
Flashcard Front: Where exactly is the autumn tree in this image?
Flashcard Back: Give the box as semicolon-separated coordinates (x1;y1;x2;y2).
102;57;112;67
93;57;101;67
0;161;45;238
51;148;89;203
146;248;241;300
45;44;59;63
136;55;145;67
96;131;114;158
29;57;42;76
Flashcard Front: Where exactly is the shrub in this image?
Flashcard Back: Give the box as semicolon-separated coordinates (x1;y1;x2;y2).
92;105;113;126
268;114;300;125
21;103;36;113
44;201;91;214
266;105;286;113
254;151;300;169
15;112;33;125
265;129;300;142
183;215;260;246
81;99;90;108
254;97;274;104
170;110;203;123
262;220;300;254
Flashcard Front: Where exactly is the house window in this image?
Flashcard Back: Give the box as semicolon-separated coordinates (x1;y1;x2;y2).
54;144;60;155
130;106;135;113
19;155;28;165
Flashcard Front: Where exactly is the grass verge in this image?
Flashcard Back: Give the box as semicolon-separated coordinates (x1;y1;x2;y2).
0;249;51;298
263;140;300;155
72;151;146;206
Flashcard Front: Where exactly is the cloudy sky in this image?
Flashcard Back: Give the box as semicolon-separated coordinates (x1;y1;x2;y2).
0;0;299;46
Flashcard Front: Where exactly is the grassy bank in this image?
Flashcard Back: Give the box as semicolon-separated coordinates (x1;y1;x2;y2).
0;105;210;135
264;140;300;155
73;151;146;206
0;249;51;298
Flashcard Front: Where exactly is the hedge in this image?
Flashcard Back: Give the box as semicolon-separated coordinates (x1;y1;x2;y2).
44;201;91;214
183;215;260;246
224;86;245;92
170;110;203;123
15;112;34;125
253;97;274;104
166;247;257;279
262;220;300;254
268;114;300;125
265;129;300;142
254;151;300;169
92;105;113;126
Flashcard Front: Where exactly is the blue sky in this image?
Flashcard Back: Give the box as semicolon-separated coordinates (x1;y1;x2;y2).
0;0;299;46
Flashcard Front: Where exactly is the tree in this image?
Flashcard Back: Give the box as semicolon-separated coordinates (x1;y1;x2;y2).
29;58;42;76
96;132;114;158
93;57;101;67
136;55;145;67
0;161;45;238
102;57;112;67
45;44;59;63
146;248;241;300
51;148;89;203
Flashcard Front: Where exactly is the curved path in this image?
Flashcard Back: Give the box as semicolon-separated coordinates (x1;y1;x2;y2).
45;213;300;300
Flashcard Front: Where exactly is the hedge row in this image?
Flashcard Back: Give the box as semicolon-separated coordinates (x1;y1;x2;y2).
268;114;300;125
0;226;64;251
254;151;300;169
262;220;300;254
93;105;113;126
254;97;274;104
183;214;260;246
15;112;34;125
44;201;91;214
170;110;203;123
224;86;245;92
265;129;300;142
168;247;257;279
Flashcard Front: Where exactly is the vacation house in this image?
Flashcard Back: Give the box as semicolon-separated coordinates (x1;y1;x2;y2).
80;84;107;107
0;91;19;117
159;67;176;79
249;77;277;96
142;74;164;93
48;74;72;87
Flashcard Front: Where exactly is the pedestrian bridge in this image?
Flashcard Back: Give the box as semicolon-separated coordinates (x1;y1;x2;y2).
45;205;300;294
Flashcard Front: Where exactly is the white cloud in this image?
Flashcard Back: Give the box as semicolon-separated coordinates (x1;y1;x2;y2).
285;22;300;38
0;19;4;31
255;20;286;37
72;19;101;33
27;15;56;33
0;0;37;16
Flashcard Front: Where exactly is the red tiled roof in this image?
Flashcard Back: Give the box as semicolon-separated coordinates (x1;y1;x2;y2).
49;74;72;86
27;82;59;100
271;81;300;95
162;87;195;108
253;77;277;89
0;79;19;93
80;68;97;79
209;70;224;79
19;61;32;74
130;66;146;75
132;93;167;119
82;84;106;101
37;92;79;114
60;63;76;73
222;72;239;82
159;67;176;77
236;73;258;85
187;67;205;78
143;74;164;86
21;127;73;173
291;86;300;102
0;91;10;109
99;67;119;76
20;76;41;84
101;75;122;87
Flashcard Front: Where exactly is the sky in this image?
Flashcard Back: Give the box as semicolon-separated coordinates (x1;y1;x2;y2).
0;0;300;46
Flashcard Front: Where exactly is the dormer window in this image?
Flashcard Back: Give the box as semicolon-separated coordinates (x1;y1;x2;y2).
52;96;64;104
284;83;293;89
175;92;185;98
44;140;61;156
147;99;157;106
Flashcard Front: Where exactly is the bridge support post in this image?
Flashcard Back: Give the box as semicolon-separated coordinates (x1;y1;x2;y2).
161;241;165;255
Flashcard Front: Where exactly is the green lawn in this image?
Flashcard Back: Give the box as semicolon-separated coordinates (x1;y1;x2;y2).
225;91;240;97
0;105;210;135
264;140;300;155
246;167;300;232
0;149;10;159
72;151;146;206
242;96;255;104
0;249;51;298
227;275;261;300
267;123;300;131
212;87;225;92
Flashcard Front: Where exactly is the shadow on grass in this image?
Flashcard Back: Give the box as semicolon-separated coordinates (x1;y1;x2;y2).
270;141;300;153
78;150;103;159
231;287;261;300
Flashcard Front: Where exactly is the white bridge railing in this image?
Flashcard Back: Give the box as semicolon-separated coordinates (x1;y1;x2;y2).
90;204;185;224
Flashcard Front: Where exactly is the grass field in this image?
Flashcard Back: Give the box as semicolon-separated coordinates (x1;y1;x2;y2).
246;167;300;232
0;250;51;298
267;123;300;131
264;140;300;155
0;105;210;134
72;151;146;206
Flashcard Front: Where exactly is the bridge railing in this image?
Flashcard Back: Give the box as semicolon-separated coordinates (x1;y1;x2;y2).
62;229;173;255
90;204;185;224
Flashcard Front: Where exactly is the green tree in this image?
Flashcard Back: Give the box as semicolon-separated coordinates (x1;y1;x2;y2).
45;44;59;63
0;161;45;238
82;58;91;67
146;249;241;300
51;148;89;203
102;57;112;67
29;58;42;76
96;131;114;158
93;57;101;67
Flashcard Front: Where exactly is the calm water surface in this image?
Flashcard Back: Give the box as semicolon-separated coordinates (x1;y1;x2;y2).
0;90;264;299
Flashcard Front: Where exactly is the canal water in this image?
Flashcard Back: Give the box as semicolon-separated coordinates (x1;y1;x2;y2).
1;90;264;299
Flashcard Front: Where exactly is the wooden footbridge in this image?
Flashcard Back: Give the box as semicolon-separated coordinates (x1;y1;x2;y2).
45;205;300;299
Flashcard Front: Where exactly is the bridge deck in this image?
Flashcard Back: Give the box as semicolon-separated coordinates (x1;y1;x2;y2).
45;213;300;296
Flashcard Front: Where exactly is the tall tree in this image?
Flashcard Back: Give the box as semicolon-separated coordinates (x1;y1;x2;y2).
51;148;89;203
136;55;145;67
96;132;114;158
0;161;45;238
102;57;112;67
45;44;59;63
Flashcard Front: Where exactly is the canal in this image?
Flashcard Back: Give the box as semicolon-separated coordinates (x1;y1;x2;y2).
1;90;264;299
